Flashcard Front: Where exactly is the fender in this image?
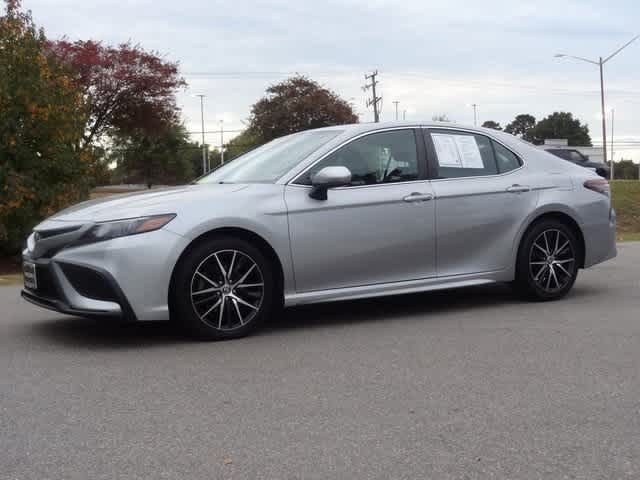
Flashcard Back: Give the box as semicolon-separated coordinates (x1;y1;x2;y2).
510;201;585;276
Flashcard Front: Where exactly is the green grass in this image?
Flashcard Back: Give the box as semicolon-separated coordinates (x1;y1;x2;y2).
611;180;640;241
617;232;640;242
0;274;23;285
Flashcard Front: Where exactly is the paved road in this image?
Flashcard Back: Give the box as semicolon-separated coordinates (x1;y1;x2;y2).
2;244;640;479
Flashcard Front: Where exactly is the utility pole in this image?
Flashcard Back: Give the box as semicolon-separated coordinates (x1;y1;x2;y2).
610;108;615;180
598;57;607;164
393;101;400;121
364;71;382;123
472;104;478;126
219;120;225;165
555;34;640;166
403;110;407;121
197;94;207;174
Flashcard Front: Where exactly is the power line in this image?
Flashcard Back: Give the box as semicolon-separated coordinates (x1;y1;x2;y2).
183;70;640;98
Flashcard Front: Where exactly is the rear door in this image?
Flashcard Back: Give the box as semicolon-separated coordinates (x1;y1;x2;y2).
424;128;538;277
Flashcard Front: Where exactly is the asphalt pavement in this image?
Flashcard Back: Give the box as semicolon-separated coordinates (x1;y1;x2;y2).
2;243;640;479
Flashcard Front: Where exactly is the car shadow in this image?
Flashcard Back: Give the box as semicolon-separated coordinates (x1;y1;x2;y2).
264;283;521;334
30;284;514;347
29;282;605;349
30;316;184;349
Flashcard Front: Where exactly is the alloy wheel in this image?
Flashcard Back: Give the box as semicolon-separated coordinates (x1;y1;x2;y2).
529;229;576;293
190;249;264;331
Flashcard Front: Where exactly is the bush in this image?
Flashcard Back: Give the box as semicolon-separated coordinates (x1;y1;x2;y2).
0;1;90;255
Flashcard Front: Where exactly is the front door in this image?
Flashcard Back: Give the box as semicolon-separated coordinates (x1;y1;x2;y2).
285;128;436;293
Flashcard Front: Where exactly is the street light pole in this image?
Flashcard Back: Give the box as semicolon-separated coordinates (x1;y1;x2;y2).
196;94;207;174
555;34;639;166
472;104;478;126
599;57;607;164
610;108;615;180
220;120;224;165
393;101;399;121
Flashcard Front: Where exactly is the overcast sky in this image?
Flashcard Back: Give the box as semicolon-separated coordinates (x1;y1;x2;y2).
25;0;640;162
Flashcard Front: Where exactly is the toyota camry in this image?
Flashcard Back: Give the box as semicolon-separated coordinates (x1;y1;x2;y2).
21;122;617;339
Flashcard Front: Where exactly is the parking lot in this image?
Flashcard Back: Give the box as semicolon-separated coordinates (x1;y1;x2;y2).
1;243;639;479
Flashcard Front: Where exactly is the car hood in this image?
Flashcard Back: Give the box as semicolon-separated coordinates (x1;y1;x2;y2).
45;183;249;224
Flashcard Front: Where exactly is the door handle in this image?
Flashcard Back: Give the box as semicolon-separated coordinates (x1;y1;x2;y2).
506;184;531;193
403;192;433;202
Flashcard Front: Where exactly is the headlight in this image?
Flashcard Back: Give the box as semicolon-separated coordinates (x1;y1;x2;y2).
74;214;176;246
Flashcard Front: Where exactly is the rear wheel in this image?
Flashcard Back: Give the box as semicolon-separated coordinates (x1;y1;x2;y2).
173;236;274;340
515;220;579;301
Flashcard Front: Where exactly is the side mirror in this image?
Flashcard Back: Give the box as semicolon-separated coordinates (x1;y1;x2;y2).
309;166;352;200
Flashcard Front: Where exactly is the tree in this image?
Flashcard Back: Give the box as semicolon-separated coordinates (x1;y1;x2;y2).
111;124;195;187
224;129;261;161
1;0;89;255
504;114;536;142
47;39;186;149
481;120;502;130
249;75;358;142
613;159;639;180
532;112;591;146
432;114;452;122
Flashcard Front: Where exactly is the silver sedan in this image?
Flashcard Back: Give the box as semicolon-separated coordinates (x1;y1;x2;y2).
21;122;617;339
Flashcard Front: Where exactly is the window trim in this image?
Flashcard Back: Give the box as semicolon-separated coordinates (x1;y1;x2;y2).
289;127;428;188
422;127;525;181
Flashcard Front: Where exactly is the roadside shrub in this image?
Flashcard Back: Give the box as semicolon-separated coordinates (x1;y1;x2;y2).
0;1;89;255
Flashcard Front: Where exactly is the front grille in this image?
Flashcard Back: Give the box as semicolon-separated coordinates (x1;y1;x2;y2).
60;263;119;302
31;224;86;259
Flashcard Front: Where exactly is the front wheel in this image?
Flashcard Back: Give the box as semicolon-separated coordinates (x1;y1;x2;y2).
515;220;580;301
172;236;274;340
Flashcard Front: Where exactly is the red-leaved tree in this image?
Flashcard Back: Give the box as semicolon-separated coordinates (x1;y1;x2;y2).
249;75;358;142
47;40;186;148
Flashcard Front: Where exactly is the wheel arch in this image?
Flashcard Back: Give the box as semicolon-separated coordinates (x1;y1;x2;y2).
168;227;286;317
516;210;586;269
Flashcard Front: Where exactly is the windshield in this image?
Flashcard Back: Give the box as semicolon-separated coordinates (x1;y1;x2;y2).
197;130;343;184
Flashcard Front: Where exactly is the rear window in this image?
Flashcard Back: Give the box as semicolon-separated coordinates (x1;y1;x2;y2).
429;130;521;178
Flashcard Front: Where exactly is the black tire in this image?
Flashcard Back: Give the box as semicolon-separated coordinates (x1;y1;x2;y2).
172;235;275;340
515;219;580;301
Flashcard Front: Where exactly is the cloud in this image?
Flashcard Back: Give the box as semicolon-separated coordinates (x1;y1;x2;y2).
24;0;640;160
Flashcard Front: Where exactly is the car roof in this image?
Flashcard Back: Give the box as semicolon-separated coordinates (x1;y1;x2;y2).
314;122;532;147
315;121;479;134
315;121;536;151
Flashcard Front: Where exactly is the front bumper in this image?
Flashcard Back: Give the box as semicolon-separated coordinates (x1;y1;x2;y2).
21;257;136;321
22;227;190;321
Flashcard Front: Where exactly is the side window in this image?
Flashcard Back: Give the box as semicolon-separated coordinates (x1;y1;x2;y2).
296;129;419;186
430;131;498;178
548;149;571;161
493;140;521;173
568;150;586;163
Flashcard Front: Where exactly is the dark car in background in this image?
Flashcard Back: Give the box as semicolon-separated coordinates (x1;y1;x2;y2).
546;149;610;179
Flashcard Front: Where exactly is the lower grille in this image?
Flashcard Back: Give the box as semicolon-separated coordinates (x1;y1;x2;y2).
34;264;60;299
60;263;119;302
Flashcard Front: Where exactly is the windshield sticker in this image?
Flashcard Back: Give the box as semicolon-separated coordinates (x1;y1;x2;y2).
432;134;462;167
432;133;484;169
454;135;484;169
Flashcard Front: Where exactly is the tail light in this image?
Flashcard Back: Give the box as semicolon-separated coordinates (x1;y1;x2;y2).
584;178;610;196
